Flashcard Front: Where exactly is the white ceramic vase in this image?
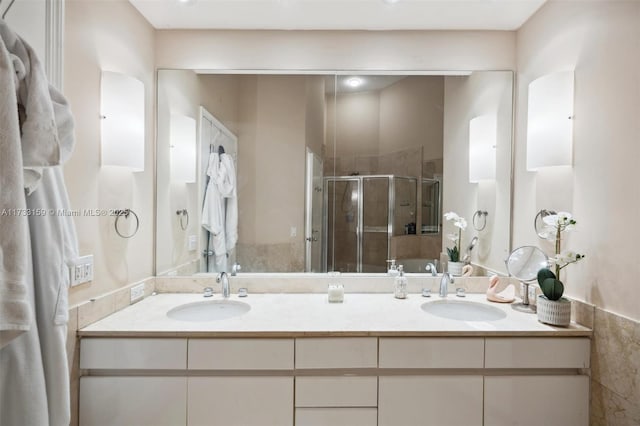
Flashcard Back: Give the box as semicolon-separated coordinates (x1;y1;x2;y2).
537;295;571;327
447;261;464;276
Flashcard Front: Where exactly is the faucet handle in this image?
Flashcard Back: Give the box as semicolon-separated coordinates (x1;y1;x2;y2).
232;263;242;276
203;287;213;297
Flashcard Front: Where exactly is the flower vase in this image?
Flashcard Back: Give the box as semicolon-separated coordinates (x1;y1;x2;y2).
537;295;571;327
447;261;464;276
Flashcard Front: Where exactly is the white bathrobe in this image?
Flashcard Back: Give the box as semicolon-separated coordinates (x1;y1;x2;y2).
218;153;238;253
201;153;227;267
0;19;78;426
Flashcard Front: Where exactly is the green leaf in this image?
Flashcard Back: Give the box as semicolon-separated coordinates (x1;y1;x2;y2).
537;268;556;287
447;246;459;262
541;278;564;301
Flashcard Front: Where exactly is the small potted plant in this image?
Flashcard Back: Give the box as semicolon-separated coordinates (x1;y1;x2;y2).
536;212;584;326
444;211;467;276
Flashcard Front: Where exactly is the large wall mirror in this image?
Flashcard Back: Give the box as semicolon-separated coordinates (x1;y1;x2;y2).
156;70;513;276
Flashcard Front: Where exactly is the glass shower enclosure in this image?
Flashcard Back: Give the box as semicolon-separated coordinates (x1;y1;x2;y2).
324;175;417;273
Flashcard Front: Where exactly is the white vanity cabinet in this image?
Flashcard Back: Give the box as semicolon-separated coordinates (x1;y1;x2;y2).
378;338;485;426
78;335;591;426
295;338;379;426
483;338;590;426
79;338;188;426
188;376;293;426
186;338;295;426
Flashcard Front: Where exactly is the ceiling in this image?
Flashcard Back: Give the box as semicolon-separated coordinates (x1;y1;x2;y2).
129;0;547;31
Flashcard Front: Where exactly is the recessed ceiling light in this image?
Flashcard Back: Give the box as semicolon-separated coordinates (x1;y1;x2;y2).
382;0;400;4
346;77;363;88
177;0;196;5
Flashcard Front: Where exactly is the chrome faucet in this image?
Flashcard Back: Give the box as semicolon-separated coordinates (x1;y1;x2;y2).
439;272;454;297
425;262;438;277
216;272;230;298
231;262;242;276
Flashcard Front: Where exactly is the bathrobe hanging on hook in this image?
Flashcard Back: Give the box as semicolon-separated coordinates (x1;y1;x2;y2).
0;18;79;426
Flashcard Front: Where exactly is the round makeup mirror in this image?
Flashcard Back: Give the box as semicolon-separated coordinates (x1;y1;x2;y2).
505;245;549;313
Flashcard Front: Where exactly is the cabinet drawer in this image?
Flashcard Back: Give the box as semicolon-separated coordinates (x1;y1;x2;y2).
295;338;377;369
295;408;377;426
188;338;293;370
379;338;484;368
295;376;377;407
484;338;590;368
80;338;187;369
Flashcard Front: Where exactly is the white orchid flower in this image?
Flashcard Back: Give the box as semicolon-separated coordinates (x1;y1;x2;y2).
455;218;468;230
447;233;459;242
444;212;460;221
543;211;574;228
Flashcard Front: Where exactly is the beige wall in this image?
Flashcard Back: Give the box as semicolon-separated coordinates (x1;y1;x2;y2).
514;1;640;322
443;72;513;273
305;76;326;158
64;0;156;306
156;30;516;71
379;76;444;158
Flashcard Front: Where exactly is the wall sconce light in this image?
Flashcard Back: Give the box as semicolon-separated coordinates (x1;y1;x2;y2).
170;114;197;183
526;71;574;170
100;71;145;171
468;114;497;183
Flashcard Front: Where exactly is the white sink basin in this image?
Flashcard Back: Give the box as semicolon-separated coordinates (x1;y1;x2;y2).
421;300;507;322
167;300;250;322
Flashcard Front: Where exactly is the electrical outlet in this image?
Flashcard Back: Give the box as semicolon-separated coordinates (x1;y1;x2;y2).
290;226;297;237
188;235;197;251
70;255;94;287
130;283;145;303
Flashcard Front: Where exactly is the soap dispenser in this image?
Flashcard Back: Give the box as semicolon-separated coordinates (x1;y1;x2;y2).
387;259;399;277
394;265;408;299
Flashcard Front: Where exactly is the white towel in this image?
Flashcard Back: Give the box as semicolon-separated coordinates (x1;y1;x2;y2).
218;153;238;252
0;30;30;347
0;20;63;194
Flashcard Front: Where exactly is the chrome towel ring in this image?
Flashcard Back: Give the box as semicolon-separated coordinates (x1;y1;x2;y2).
472;210;488;231
113;209;140;238
176;209;189;230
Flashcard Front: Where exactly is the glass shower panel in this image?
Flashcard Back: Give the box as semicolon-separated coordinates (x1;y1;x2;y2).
326;179;359;273
362;177;389;273
393;177;417;236
421;178;441;234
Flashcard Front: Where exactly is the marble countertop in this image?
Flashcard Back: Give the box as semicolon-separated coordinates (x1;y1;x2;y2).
79;293;592;337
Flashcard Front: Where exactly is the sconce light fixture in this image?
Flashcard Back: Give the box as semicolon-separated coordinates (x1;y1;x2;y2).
170;114;197;183
468;114;497;183
526;70;574;170
100;71;145;171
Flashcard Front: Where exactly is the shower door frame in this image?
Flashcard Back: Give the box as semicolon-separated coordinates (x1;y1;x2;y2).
324;175;417;273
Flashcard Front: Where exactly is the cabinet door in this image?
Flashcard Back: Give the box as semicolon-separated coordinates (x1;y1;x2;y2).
79;377;187;426
188;377;293;426
484;376;589;426
378;376;483;426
